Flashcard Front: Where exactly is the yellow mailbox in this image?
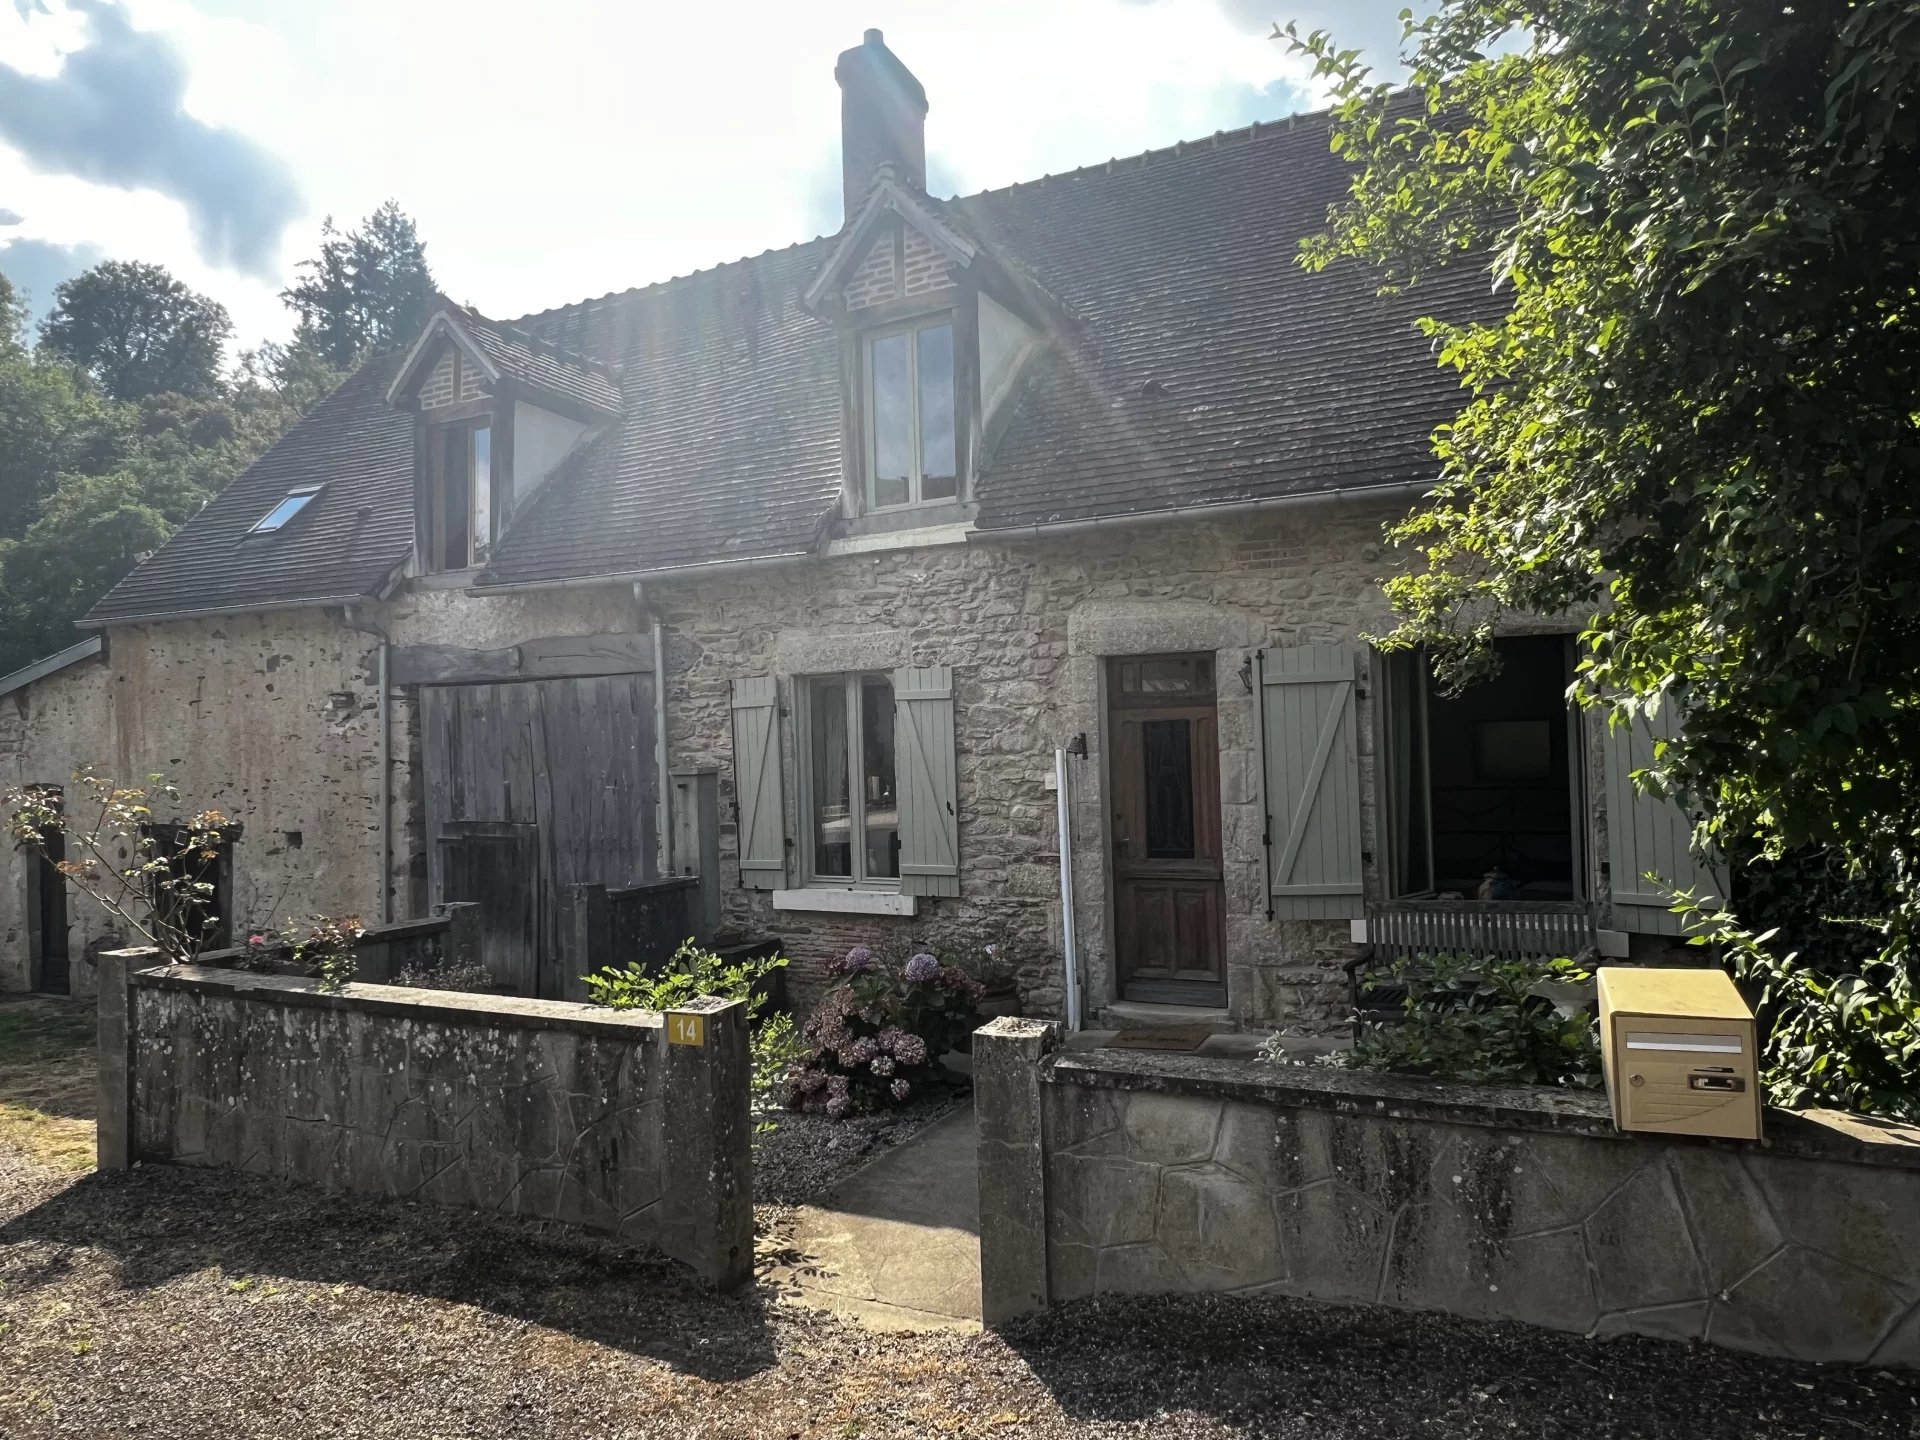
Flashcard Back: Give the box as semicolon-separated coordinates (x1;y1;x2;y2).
1597;967;1762;1141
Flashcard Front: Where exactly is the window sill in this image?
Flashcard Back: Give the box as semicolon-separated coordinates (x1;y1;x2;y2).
772;888;918;917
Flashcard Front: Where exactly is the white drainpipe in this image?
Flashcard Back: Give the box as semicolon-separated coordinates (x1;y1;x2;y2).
1055;746;1081;1032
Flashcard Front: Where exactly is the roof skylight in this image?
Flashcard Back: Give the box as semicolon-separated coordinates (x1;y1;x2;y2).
249;485;323;535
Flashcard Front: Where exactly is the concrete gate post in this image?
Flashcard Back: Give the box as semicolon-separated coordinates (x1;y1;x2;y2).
659;995;754;1290
974;1015;1057;1325
95;946;160;1171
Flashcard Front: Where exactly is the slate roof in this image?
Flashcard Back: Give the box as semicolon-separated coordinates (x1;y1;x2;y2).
84;353;416;624
458;308;623;415
85;103;1500;621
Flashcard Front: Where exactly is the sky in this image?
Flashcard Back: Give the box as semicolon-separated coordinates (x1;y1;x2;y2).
0;0;1414;356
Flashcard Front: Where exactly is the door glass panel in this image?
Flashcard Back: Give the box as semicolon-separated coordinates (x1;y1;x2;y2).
470;424;492;563
810;680;852;878
860;674;899;879
870;333;911;508
1141;718;1196;859
918;323;957;500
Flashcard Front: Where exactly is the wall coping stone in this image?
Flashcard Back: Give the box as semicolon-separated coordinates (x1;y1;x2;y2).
1046;1047;1920;1173
133;964;662;1042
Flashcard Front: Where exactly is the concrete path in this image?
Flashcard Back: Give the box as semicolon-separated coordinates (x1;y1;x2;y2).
776;1105;982;1331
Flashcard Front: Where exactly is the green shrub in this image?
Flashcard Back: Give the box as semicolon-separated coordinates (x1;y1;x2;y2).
1340;952;1603;1089
1675;894;1919;1122
585;940;803;1132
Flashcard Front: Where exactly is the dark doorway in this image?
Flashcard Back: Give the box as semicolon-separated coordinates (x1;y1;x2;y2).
1107;654;1226;1006
1385;635;1581;902
31;817;71;995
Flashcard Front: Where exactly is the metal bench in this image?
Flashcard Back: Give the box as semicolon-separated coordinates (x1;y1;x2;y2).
1345;899;1600;1036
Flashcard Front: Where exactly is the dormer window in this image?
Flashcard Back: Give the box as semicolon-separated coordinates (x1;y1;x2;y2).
249;484;322;535
427;418;493;571
867;316;957;509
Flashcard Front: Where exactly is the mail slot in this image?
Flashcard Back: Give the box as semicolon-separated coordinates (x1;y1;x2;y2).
1598;967;1761;1141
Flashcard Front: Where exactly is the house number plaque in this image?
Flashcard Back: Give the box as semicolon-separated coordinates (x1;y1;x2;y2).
667;1013;706;1047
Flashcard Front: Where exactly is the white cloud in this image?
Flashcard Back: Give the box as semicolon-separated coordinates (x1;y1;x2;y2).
0;0;1407;352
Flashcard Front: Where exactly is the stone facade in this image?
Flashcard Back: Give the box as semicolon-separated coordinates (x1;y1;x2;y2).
103;953;753;1287
647;506;1409;1024
973;1033;1920;1369
6;501;1676;1031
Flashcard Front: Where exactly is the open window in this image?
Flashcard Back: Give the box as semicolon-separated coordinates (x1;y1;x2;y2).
865;316;958;510
143;821;238;953
1378;635;1585;902
426;417;494;571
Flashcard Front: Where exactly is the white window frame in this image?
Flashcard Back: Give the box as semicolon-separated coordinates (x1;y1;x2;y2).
864;315;958;513
793;671;901;891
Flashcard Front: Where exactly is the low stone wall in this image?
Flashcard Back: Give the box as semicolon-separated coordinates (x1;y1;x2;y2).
95;948;753;1288
974;1019;1920;1368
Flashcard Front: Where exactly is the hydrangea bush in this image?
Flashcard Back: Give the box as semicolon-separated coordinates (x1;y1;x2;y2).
783;947;983;1117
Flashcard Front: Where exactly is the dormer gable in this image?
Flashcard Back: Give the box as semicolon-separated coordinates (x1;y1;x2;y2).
802;172;977;317
387;305;620;575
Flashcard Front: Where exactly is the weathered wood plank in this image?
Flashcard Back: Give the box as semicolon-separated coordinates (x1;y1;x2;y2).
391;633;654;687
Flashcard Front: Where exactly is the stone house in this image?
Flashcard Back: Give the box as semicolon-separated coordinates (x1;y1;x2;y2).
0;32;1714;1025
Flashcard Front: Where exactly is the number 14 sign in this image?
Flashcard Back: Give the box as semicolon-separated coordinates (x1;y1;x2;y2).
667;1013;706;1047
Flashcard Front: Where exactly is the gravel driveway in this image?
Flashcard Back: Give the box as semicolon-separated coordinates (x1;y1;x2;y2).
3;1143;1914;1439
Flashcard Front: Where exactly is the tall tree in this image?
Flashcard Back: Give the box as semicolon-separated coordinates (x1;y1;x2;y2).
1292;3;1920;935
38;260;232;401
282;200;436;366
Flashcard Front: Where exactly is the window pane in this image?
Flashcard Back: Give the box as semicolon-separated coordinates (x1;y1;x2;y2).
251;491;315;533
918;323;957;499
470;425;492;564
1141;718;1196;860
870;333;911;507
861;674;899;879
809;679;852;878
439;427;470;570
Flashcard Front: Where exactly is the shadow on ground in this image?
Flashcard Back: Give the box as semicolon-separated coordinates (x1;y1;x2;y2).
1;1160;779;1383
996;1290;1918;1439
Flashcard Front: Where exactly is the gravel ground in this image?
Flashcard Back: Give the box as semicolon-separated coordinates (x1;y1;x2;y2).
753;1089;962;1207
2;1146;1915;1439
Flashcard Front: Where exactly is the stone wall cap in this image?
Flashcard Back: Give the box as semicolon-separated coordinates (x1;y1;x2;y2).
1047;1049;1920;1173
133;963;665;1041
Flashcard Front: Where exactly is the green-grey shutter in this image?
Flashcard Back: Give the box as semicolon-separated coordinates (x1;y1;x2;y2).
1260;644;1364;920
1604;705;1725;934
894;664;959;898
729;676;786;890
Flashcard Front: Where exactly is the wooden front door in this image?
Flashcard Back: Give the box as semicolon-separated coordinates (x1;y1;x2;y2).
1108;654;1226;1005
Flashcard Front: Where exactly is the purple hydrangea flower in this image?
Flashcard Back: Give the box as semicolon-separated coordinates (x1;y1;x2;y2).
870;1054;896;1077
826;1094;851;1119
890;1078;912;1103
904;952;941;984
891;1033;929;1067
827;1075;851;1099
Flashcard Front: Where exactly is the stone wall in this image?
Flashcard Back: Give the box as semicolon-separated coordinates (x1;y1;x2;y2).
973;1025;1920;1368
0;613;391;997
98;950;753;1287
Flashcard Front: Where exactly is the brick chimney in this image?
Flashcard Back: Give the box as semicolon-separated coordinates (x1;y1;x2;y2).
835;29;928;223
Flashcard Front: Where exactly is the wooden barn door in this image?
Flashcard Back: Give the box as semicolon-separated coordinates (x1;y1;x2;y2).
422;671;657;1000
